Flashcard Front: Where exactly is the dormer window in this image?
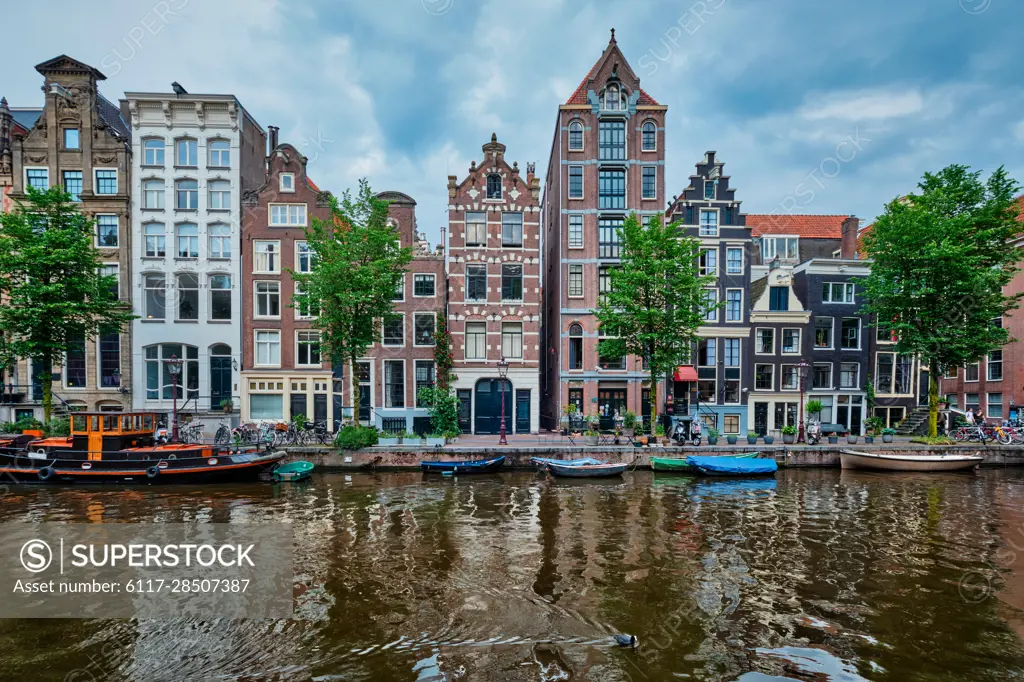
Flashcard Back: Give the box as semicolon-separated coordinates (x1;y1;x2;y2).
604;84;621;111
486;173;502;200
280;173;295;193
705;181;715;200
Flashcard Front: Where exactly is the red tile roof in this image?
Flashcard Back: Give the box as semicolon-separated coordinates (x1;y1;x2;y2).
306;177;320;192
746;214;854;239
564;43;660;106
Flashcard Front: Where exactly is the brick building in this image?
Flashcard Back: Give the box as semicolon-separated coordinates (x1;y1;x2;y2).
540;31;667;430
447;134;541;434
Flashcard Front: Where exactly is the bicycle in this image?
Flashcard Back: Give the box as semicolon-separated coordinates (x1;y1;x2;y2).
214;418;233;445
179;421;205;444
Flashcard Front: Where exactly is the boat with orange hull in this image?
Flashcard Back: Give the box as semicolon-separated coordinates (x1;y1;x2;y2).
0;412;284;484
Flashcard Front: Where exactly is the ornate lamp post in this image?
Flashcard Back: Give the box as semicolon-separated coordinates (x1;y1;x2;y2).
165;354;183;442
497;356;509;445
797;360;810;443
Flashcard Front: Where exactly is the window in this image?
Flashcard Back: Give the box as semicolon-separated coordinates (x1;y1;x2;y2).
62;127;80;150
699;249;717;276
823;282;856;304
988;393;1004;419
599;217;622;258
769;286;789;311
254;241;279;273
704;180;715;200
782;328;800;354
293;283;316;320
568;121;584;150
208;139;230;167
176;223;198;258
966;363;980;382
208;223;230;259
599;266;616;303
270;204;306;226
250;393;283;420
144;139;165;165
280;173;295;192
720;288;739;322
568;264;583;297
598;328;625;369
726;247;743;274
176;139;197;166
840;362;859;389
702;289;718;322
965;393;980;412
698;339;716;366
465;322;486;360
642;166;657;199
781;365;799;390
144;223;165;257
415;361;435;407
144;344;200;400
144;274;166;320
63;171;83;202
172;273;198;321
598;120;625;160
763;237;799;261
95;170;117;195
568;323;583;370
598;170;625;209
641;120;656;151
697;379;716;403
603;83;624;111
502;322;523;359
502;212;523;247
208;180;231;209
756;328;774;354
724;339;740;367
144;180;164;208
944;365;957;379
568;165;583;199
466;264;487;301
569;214;584;248
209;275;231;320
723;414;740;434
99;264;119;299
96;215;118;247
414;313;436;346
99;331;120;388
699;210;718;236
26;168;48;190
988;351;1003;381
66;332;86;388
813;363;832;389
414;274;436;297
392;274;405;301
383;315;404;346
465;212;486;246
255;281;280;318
946;394;958;409
876;353;913;394
291;241;312;273
840;318;860;349
486;174;502;200
815;317;833;348
255;331;281;366
175;179;198;209
501;264;523;301
755;364;774;390
383;360;405;408
297;331;321;366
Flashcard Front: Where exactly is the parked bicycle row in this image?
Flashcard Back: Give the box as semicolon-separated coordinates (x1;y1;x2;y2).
161;418;333;447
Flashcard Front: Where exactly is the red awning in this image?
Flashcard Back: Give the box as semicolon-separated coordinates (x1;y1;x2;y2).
674;365;698;382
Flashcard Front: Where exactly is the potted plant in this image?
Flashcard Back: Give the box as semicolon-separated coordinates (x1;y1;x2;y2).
727;433;739;445
746;431;759;445
847;431;859;445
622;411;638;439
378;430;401;447
219;398;234;414
763;432;775;445
584;427;600;446
781;425;797;444
882;428;895;443
707;428;720;446
805;400;824;421
654;423;667;446
402;431;422;445
864;416;884;444
827;429;840;444
559;406;571;434
425;432;446;447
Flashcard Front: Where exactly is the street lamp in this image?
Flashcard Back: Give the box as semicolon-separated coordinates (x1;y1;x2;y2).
164;354;183;443
497;356;510;445
797;360;810;443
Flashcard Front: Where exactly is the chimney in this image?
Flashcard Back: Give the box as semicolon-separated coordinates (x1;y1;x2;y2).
267;125;279;152
839;216;859;259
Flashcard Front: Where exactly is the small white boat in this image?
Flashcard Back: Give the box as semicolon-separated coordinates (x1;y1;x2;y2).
839;450;983;472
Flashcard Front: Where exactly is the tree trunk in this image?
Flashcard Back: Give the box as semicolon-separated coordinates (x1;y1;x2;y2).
41;352;52;424
928;357;939;439
649;366;658;436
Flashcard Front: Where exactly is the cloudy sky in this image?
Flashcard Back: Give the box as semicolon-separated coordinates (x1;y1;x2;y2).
4;0;1023;244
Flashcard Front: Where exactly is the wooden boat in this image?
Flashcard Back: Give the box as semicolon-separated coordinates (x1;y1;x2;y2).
420;455;506;474
685;455;778;477
546;461;628;478
273;460;314;482
530;456;604;469
840;450;983;472
651;452;759;472
0;412;284;484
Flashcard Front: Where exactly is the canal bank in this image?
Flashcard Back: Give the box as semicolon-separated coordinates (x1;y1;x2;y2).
284;443;1024;470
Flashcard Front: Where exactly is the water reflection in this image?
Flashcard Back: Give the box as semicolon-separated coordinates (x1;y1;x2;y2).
0;469;1022;680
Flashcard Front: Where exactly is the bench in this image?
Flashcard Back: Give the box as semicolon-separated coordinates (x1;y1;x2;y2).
818;423;849;436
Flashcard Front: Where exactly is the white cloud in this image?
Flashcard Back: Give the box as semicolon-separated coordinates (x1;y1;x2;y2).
799;89;924;121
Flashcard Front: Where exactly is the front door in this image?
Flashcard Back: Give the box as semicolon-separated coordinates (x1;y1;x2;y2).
515;390;530;434
598;387;627;430
754;402;769;435
457;390;472;433
357;361;371;424
210;356;232;408
474;378;512;434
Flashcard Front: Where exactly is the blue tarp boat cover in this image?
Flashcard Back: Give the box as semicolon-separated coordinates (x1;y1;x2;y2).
685;455;778;475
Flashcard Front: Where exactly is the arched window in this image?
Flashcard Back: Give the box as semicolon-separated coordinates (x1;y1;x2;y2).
176;273;199;321
175;179;198;209
568;121;584;151
175;222;198;258
144;222;165;258
486;173;502;200
641;120;656;151
208;139;230;167
144;344;199;400
143;138;165;166
603;84;627;111
143;179;164;209
143;273;166;320
208;180;231;209
568;323;583;370
175;138;197;166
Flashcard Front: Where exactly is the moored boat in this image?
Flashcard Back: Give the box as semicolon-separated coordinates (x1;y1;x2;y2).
685;455;778;477
545;461;628;478
839;450;983;472
273;461;315;482
650;452;759;472
530;456;604;469
420;455;506;474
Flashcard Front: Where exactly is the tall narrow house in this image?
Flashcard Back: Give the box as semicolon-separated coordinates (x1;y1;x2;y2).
540;31;667;429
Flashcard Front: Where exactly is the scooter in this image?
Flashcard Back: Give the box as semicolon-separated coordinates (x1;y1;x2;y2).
805;419;821;445
671;418;702;446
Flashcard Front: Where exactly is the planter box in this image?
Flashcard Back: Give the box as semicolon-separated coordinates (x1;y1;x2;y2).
828;436;839;444
727;436;738;445
622;428;636;438
783;434;795;444
378;437;400;447
425;437;445;447
585;435;599;446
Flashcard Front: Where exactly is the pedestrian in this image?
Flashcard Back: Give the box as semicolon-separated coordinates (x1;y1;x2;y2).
975;408;985;424
966;408;975;425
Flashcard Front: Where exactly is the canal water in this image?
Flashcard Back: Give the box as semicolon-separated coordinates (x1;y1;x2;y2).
2;468;1024;681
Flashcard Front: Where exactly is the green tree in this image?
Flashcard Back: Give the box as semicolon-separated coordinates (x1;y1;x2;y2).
292;180;412;424
433;312;457;391
593;212;717;432
0;187;135;420
861;164;1022;437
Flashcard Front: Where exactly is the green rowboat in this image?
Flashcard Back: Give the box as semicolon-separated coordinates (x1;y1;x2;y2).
273;461;314;482
650;453;759;472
